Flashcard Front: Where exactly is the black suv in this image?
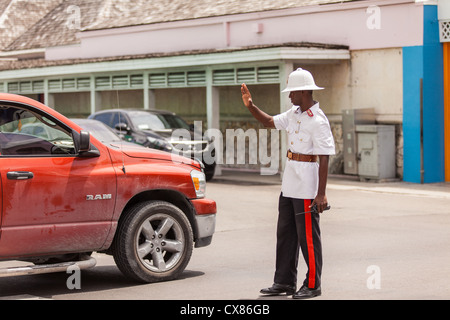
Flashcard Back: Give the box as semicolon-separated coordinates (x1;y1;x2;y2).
89;109;216;180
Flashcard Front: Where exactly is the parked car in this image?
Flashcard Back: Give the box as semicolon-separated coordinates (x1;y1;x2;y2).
88;109;216;181
0;93;217;283
71;118;132;144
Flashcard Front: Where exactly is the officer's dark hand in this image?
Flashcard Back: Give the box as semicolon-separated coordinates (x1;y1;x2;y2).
241;83;253;108
311;194;328;213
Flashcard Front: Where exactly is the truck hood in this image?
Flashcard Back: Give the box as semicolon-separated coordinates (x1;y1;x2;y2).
108;142;201;169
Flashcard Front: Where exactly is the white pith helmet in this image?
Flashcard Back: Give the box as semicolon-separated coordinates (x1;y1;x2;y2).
281;68;324;92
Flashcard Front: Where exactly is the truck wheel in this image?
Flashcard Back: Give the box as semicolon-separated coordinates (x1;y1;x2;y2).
112;201;193;283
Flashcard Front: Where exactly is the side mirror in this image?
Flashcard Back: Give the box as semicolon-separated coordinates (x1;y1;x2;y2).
115;123;131;135
75;130;99;157
79;130;91;152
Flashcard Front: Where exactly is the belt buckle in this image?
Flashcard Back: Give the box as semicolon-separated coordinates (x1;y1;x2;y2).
287;150;293;160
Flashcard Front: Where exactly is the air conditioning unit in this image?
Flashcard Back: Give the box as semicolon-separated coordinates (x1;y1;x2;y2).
342;108;376;175
356;125;396;181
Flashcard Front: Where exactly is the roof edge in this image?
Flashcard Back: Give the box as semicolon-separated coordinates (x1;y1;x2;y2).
0;42;349;73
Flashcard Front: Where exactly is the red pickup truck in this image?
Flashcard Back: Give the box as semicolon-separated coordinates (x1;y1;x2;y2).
0;93;216;283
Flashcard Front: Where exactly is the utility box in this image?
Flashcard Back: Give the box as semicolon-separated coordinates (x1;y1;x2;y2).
356;125;395;181
342;108;376;175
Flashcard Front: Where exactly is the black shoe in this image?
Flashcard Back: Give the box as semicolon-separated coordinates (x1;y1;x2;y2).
292;285;321;299
260;283;296;296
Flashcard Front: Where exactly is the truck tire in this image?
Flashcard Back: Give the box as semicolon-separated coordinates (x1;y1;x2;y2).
112;200;193;283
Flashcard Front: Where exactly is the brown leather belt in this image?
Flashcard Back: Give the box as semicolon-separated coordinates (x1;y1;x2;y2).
287;150;318;162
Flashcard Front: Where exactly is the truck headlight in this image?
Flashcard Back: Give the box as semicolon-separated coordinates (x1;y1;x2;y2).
190;170;206;199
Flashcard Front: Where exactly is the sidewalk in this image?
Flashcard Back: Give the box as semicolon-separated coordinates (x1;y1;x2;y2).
212;168;450;199
211;168;282;186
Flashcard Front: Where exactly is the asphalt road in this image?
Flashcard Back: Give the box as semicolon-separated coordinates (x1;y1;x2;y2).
1;174;450;301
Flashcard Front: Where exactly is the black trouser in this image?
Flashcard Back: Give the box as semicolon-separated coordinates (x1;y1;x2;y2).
274;193;322;289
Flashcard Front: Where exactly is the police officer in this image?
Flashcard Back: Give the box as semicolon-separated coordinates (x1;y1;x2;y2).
241;68;335;299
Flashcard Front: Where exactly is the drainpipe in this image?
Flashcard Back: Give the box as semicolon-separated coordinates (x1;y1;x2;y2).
420;78;424;184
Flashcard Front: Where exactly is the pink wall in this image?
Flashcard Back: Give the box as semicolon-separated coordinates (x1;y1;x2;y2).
46;0;423;61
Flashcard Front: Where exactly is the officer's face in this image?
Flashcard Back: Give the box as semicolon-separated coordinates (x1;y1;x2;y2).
289;90;305;106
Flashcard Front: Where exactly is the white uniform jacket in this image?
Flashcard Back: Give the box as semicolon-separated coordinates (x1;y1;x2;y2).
273;103;335;199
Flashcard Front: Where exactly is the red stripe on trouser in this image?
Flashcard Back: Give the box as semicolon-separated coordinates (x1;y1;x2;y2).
304;199;316;288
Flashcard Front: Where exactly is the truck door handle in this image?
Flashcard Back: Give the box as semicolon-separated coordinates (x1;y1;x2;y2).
7;171;34;180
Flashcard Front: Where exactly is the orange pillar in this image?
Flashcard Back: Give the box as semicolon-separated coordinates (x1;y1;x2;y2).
444;42;450;181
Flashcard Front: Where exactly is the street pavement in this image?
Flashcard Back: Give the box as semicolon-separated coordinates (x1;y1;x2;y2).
210;169;450;300
0;169;449;301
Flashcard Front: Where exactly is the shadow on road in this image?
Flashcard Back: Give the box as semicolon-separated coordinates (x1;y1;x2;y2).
0;265;205;299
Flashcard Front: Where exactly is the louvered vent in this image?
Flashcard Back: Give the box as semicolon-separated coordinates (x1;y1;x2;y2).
187;71;206;86
33;81;44;92
112;75;129;88
4;65;281;94
95;77;111;89
168;72;185;86
257;66;279;82
237;68;255;83
149;73;166;87
6;81;44;93
7;82;19;92
213;66;279;85
62;78;76;90
77;78;90;89
130;74;143;88
213;69;235;84
19;81;32;92
49;79;62;91
149;71;206;88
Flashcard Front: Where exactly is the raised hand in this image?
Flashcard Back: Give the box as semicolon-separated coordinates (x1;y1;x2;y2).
241;83;253;108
